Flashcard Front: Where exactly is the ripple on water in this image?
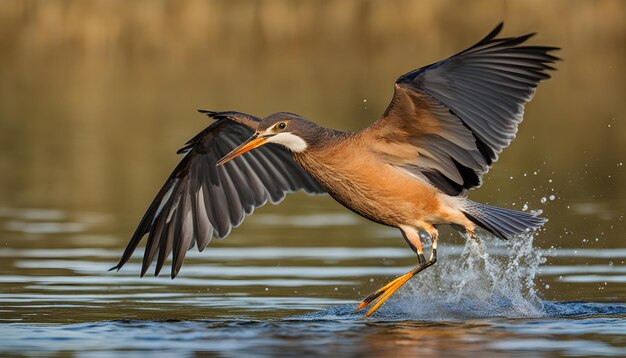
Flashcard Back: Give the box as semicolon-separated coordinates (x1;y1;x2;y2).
291;301;626;321
1;214;625;356
1;303;625;357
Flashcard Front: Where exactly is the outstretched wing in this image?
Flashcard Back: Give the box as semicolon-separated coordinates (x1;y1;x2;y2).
111;111;325;278
366;23;559;196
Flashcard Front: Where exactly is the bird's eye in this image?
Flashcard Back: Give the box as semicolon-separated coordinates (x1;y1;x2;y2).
277;122;286;130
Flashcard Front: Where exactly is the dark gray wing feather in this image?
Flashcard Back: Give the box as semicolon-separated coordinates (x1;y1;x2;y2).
111;111;325;278
371;23;559;196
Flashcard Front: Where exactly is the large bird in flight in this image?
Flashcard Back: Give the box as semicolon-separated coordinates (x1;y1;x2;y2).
111;23;559;316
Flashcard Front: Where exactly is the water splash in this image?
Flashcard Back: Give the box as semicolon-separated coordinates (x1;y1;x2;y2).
395;234;546;319
296;234;549;321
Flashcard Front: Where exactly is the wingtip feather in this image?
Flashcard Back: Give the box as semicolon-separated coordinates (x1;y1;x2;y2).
171;270;179;279
482;22;504;43
154;264;163;277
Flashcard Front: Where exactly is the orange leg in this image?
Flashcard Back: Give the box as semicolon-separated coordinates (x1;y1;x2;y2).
357;226;439;317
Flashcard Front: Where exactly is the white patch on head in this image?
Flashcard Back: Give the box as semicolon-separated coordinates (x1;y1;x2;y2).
266;132;308;153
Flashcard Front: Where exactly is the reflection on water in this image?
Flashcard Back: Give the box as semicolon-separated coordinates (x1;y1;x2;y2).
2;313;626;357
0;0;625;356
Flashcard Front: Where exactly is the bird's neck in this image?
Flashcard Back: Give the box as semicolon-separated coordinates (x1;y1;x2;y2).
292;128;360;180
306;126;352;151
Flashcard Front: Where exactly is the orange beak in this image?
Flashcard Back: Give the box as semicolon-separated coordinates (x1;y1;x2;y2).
216;134;269;166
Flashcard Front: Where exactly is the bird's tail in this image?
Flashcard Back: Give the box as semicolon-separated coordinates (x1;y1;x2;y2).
462;200;547;240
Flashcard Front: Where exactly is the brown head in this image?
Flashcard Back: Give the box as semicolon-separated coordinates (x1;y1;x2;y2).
217;112;324;166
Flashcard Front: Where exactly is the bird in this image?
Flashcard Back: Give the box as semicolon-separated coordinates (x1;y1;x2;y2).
110;23;559;317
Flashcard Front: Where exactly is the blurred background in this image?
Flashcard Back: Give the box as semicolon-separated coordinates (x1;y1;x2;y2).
0;0;624;239
0;0;624;322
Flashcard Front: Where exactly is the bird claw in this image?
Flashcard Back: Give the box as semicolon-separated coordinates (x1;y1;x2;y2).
356;270;418;317
356;255;438;317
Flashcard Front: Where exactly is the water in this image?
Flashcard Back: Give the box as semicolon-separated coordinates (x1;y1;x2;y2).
1;208;625;356
1;1;625;356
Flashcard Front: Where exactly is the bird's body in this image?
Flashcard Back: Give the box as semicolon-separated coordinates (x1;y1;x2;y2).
111;23;559;317
291;126;471;231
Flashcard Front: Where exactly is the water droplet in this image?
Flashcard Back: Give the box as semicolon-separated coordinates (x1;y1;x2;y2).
549;195;555;201
545;284;550;289
522;203;529;211
540;197;547;204
264;287;269;291
363;99;367;103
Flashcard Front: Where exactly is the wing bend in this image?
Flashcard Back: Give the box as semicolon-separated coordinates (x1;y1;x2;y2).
367;23;559;196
